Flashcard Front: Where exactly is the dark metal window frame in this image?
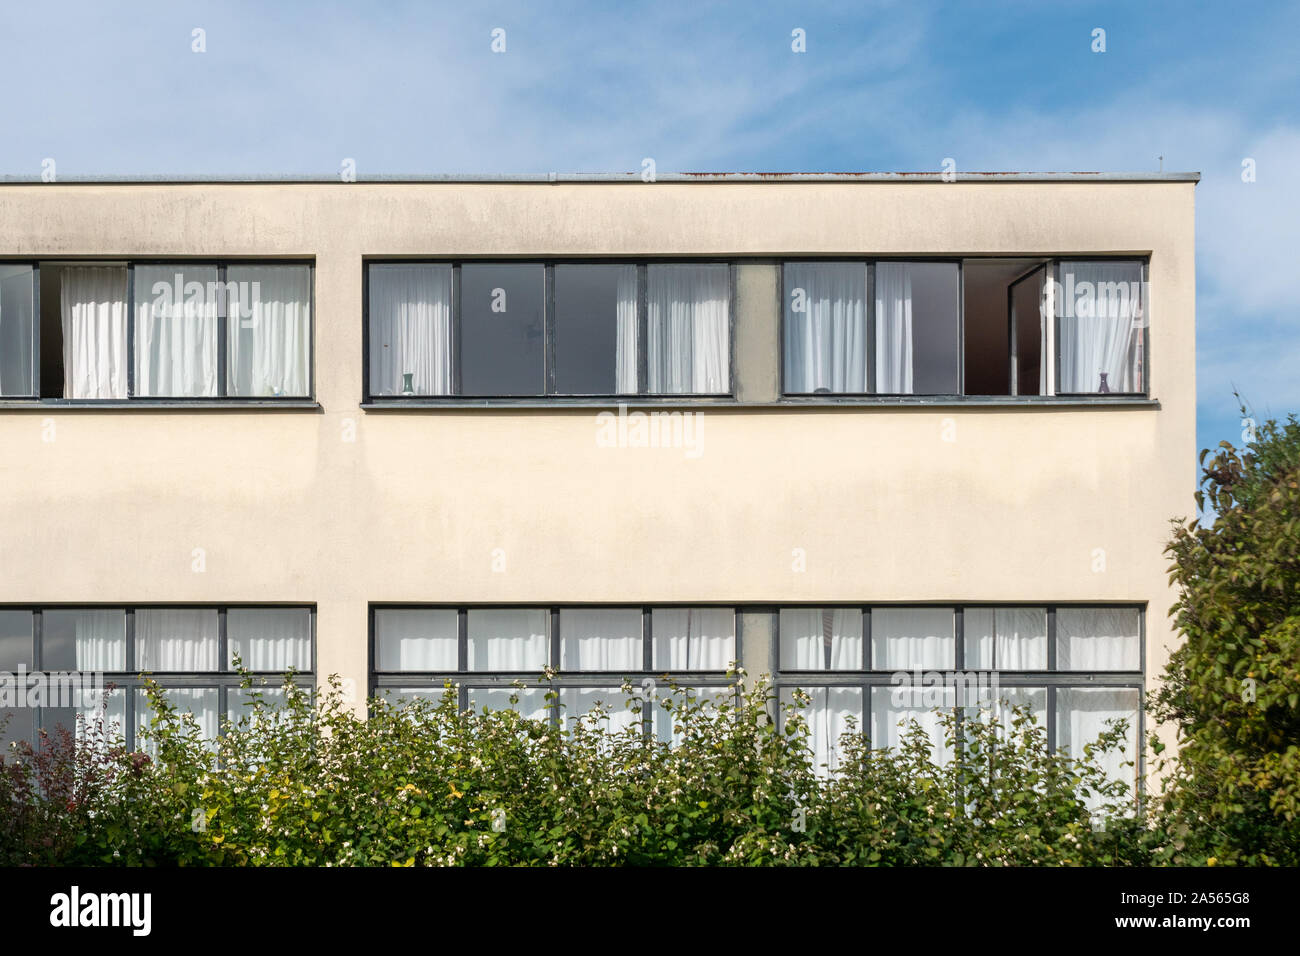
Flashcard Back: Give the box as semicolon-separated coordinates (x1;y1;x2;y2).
771;602;1146;786
0;256;316;405
0;604;316;751
369;603;742;731
362;259;738;404
777;255;1152;402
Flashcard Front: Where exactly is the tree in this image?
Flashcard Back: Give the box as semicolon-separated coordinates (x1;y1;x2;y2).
1151;411;1300;864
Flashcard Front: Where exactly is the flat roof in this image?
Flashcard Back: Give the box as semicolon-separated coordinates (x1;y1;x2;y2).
0;171;1200;184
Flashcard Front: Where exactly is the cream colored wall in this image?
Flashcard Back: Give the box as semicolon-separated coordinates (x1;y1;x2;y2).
0;181;1196;759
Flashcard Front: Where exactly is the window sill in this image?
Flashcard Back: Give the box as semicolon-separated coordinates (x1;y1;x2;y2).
361;396;1159;410
362;396;739;409
0;399;322;411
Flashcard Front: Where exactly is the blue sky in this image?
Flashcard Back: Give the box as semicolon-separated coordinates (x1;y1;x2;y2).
3;0;1297;466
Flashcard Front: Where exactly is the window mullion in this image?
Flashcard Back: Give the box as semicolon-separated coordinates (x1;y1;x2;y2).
217;264;228;397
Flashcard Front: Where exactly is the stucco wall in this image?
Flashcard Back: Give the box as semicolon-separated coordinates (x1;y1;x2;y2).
0;181;1196;757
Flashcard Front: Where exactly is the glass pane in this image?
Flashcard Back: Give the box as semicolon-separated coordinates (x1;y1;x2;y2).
871;608;955;670
560;608;642;671
651;608;734;671
226;265;311;397
0;264;35;396
965;607;1047;670
379;685;458;711
58;265;129;399
467;686;550;721
1;705;36;752
646;264;729;394
41;609;127;671
133;265;219;397
783;262;869;394
871;684;956;765
967;685;1047;739
1057;261;1145;394
467;609;548;671
375;609;459;671
781;685;863;775
1057;608;1141;671
460;263;545;396
135;686;220;751
0;610;34;670
1011;266;1046;395
226;684;297;728
779;608;863;670
652;685;733;745
874;262;960;394
560;686;641;734
368;263;453;396
135;609;220;671
554;264;638;394
1056;687;1140;809
227;608;311;672
41;686;126;750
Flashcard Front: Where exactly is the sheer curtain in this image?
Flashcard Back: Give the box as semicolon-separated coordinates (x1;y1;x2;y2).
134;609;220;671
614;265;638;393
374;608;459;670
561;687;640;735
965;607;1048;670
369;264;453;396
872;685;956;765
972;685;1047;739
227;608;312;671
652;608;734;670
784;686;862;775
136;687;219;750
42;609;127;671
1058;261;1143;393
467;608;548;671
874;262;913;394
470;686;550;721
1057;687;1140;810
1057;608;1141;670
560;608;642;671
135;265;218;397
784;262;868;393
60;266;127;399
647;265;729;394
871;608;954;670
779;608;863;669
227;265;311;397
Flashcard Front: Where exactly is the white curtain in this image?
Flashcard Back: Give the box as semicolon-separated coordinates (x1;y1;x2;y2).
784;686;862;775
614;265;638;393
874;262;913;394
971;685;1047;739
46;609;127;671
135;686;219;751
872;685;956;765
561;687;640;735
1057;608;1141;670
226;608;312;672
652;608;734;670
135;265;218;397
965;607;1047;670
60;266;128;399
134;609;220;671
1057;688;1140;810
0;264;35;396
560;608;642;671
374;609;459;671
369;264;452;396
1058;261;1143;393
779;608;863;670
784;262;869;393
647;265;729;394
467;609;548;671
653;685;731;745
72;687;126;748
227;265;311;397
871;608;954;670
470;686;550;721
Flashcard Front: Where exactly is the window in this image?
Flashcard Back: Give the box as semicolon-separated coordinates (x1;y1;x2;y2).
0;606;314;753
776;604;1144;801
365;261;732;400
781;258;1147;398
0;260;313;402
371;605;739;740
